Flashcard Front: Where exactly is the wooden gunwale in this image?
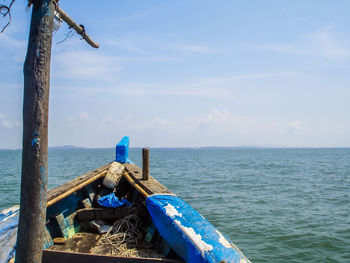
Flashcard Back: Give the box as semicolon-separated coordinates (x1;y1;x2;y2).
46;163;111;207
46;162;175;208
122;171;150;198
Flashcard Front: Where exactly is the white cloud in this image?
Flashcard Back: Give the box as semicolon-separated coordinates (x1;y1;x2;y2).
59;108;350;147
307;26;350;59
1;120;12;128
0;34;27;63
254;25;350;60
52;50;121;80
79;112;90;120
286;120;309;135
0;34;26;49
107;39;150;55
107;35;211;56
151;117;171;128
288;120;303;130
196;72;299;85
184;109;281;134
171;43;210;54
78;71;298;100
0;119;20;129
68;112;91;126
107;11;150;28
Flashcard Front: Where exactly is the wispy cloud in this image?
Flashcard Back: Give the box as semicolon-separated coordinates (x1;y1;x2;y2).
253;25;350;60
106;39;150;55
184;109;281;134
196;72;299;85
69;71;298;100
0;34;26;49
106;11;151;28
68;112;91;126
52;50;121;81
62;109;350;147
65;109;283;138
0;113;20;129
170;43;211;54
0;34;27;63
107;35;212;56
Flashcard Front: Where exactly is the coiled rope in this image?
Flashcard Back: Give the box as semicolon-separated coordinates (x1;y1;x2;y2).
99;214;142;257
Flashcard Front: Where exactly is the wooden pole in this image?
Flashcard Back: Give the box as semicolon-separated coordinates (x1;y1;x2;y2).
15;0;55;262
55;6;99;48
142;148;149;180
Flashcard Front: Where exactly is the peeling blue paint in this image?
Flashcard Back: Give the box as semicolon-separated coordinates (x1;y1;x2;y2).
146;195;251;263
32;130;40;147
40;166;46;177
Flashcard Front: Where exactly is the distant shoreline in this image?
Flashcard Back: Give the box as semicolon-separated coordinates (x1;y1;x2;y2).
1;146;350;151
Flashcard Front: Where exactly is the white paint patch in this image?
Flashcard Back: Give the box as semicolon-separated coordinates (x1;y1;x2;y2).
0;206;19;214
0;206;19;222
174;220;213;256
165;203;182;218
215;229;232;248
2;212;18;222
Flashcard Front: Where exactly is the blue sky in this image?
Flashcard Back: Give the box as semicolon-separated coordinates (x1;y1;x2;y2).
1;0;350;148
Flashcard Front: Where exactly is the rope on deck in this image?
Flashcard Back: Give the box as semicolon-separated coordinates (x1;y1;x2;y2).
99;214;142;257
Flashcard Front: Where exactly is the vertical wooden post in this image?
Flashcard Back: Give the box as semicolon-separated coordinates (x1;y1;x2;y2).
15;1;55;263
142;148;150;180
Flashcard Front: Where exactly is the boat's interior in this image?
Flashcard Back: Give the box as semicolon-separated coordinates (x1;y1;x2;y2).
43;162;184;263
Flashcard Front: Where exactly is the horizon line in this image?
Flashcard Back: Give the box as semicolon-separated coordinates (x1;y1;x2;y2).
2;145;350;150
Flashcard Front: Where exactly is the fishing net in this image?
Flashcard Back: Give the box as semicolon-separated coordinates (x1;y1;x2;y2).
99;214;143;257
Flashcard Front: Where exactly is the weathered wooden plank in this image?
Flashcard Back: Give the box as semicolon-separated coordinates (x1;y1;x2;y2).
47;163;111;205
42;250;183;263
124;164;173;196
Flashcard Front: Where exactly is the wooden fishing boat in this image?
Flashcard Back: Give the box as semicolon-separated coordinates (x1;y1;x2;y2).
0;137;251;263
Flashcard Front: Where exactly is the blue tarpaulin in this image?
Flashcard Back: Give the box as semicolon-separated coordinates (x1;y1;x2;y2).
97;193;131;208
145;195;251;263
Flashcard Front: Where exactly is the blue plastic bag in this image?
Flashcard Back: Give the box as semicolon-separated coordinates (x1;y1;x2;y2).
97;193;131;208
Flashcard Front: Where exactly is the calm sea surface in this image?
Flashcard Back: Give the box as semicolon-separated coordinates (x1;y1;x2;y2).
0;148;349;262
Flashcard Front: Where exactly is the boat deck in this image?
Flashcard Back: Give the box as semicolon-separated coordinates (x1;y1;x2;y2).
42;163;183;263
48;232;164;258
44;232;183;263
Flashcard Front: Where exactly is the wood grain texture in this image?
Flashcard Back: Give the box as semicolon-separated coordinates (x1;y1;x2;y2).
124;164;173;196
16;1;55;262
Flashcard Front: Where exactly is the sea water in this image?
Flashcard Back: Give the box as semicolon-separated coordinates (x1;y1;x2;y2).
0;148;349;262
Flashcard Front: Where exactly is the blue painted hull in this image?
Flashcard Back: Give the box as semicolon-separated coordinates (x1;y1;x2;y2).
0;206;19;263
146;195;250;263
